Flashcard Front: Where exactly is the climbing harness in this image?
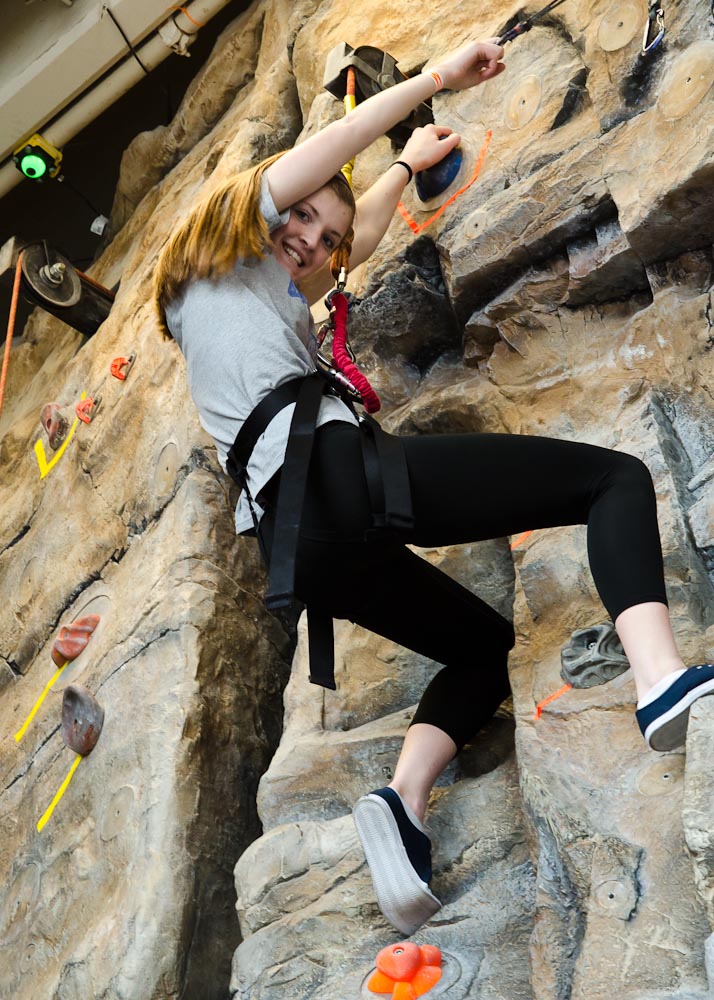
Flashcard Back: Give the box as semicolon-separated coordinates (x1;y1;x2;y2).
225;369;414;689
110;353;136;381
496;0;571;46
642;1;665;53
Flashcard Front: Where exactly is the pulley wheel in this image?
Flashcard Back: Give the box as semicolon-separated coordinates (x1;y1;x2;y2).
597;3;640;51
352;45;406;99
21;243;82;308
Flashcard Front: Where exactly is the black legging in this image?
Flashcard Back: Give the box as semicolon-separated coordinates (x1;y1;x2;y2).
260;422;667;751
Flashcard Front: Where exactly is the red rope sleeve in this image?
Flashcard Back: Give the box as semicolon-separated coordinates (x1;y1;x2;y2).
330;293;381;413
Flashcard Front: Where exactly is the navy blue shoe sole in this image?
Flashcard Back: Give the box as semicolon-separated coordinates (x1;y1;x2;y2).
636;665;714;751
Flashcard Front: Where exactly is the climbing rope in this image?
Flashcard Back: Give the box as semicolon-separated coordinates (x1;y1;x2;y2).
496;0;571;45
322;66;382;413
328;290;380;413
0;251;24;425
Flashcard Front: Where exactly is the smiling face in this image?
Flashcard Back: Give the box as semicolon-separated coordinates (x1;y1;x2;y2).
270;186;354;281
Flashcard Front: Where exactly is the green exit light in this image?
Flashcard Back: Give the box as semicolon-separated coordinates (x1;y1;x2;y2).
12;133;62;181
19;152;49;179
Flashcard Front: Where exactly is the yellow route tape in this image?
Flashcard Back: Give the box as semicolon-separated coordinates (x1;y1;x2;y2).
14;660;68;742
37;754;82;832
33;391;87;480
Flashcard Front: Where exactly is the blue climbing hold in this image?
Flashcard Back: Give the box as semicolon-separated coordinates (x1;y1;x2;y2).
415;146;463;202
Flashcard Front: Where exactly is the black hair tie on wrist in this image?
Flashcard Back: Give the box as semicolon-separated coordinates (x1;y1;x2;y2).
393;160;413;183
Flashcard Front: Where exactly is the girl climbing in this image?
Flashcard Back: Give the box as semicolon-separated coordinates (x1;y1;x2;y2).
154;39;714;937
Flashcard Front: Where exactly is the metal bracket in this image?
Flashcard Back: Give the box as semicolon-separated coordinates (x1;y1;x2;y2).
323;42;433;145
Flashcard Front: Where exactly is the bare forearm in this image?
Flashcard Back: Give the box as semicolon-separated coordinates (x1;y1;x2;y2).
267;40;504;212
351;163;412;266
268;75;436;213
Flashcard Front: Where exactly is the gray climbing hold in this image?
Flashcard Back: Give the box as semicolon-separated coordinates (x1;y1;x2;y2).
560;621;629;689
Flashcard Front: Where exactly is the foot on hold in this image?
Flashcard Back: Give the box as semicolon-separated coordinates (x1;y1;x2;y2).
353;787;441;936
636;664;714;751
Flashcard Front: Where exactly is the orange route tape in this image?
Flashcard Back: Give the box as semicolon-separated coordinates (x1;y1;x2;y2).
510;530;534;551
37;754;82;832
534;683;573;719
397;129;492;235
14;660;69;742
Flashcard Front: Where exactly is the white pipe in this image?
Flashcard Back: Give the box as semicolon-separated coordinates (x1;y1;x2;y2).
0;0;233;203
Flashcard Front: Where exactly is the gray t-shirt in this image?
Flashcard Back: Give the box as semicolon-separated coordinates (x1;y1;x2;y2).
166;175;357;533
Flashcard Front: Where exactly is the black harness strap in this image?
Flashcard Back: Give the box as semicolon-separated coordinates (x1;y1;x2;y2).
226;371;413;691
360;413;414;539
227;375;309;486
264;373;326;609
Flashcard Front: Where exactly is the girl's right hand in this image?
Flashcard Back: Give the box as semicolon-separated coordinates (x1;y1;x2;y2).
428;40;505;91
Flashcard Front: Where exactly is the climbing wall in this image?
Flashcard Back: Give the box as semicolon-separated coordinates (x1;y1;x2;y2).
1;0;714;998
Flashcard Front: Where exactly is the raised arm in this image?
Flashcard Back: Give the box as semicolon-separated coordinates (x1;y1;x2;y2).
299;124;461;304
265;40;505;214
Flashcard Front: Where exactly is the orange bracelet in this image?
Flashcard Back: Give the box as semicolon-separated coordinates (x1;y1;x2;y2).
429;70;444;92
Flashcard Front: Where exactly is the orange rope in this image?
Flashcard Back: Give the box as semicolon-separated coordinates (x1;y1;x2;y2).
0;251;24;424
75;268;115;300
168;5;206;28
397;129;492;235
534;683;572;719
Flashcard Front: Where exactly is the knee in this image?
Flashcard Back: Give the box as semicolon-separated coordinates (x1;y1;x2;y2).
603;450;655;496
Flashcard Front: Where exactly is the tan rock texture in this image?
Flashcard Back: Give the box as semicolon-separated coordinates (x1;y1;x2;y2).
2;1;714;998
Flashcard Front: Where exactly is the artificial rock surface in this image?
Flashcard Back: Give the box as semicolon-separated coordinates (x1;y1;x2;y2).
1;1;714;998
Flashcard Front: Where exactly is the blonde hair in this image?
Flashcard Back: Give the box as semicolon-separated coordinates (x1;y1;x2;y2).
154;152;355;339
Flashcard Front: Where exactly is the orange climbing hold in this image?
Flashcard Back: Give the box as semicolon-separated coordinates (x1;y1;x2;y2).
368;942;443;998
76;395;101;424
51;614;101;667
110;353;135;381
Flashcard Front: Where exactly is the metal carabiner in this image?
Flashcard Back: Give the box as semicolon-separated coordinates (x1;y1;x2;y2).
642;3;664;54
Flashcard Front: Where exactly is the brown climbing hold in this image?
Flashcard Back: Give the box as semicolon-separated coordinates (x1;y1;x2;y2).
51;614;101;667
40;403;69;451
61;684;104;755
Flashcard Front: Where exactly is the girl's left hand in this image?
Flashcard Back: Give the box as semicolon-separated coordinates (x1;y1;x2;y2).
399;124;461;174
